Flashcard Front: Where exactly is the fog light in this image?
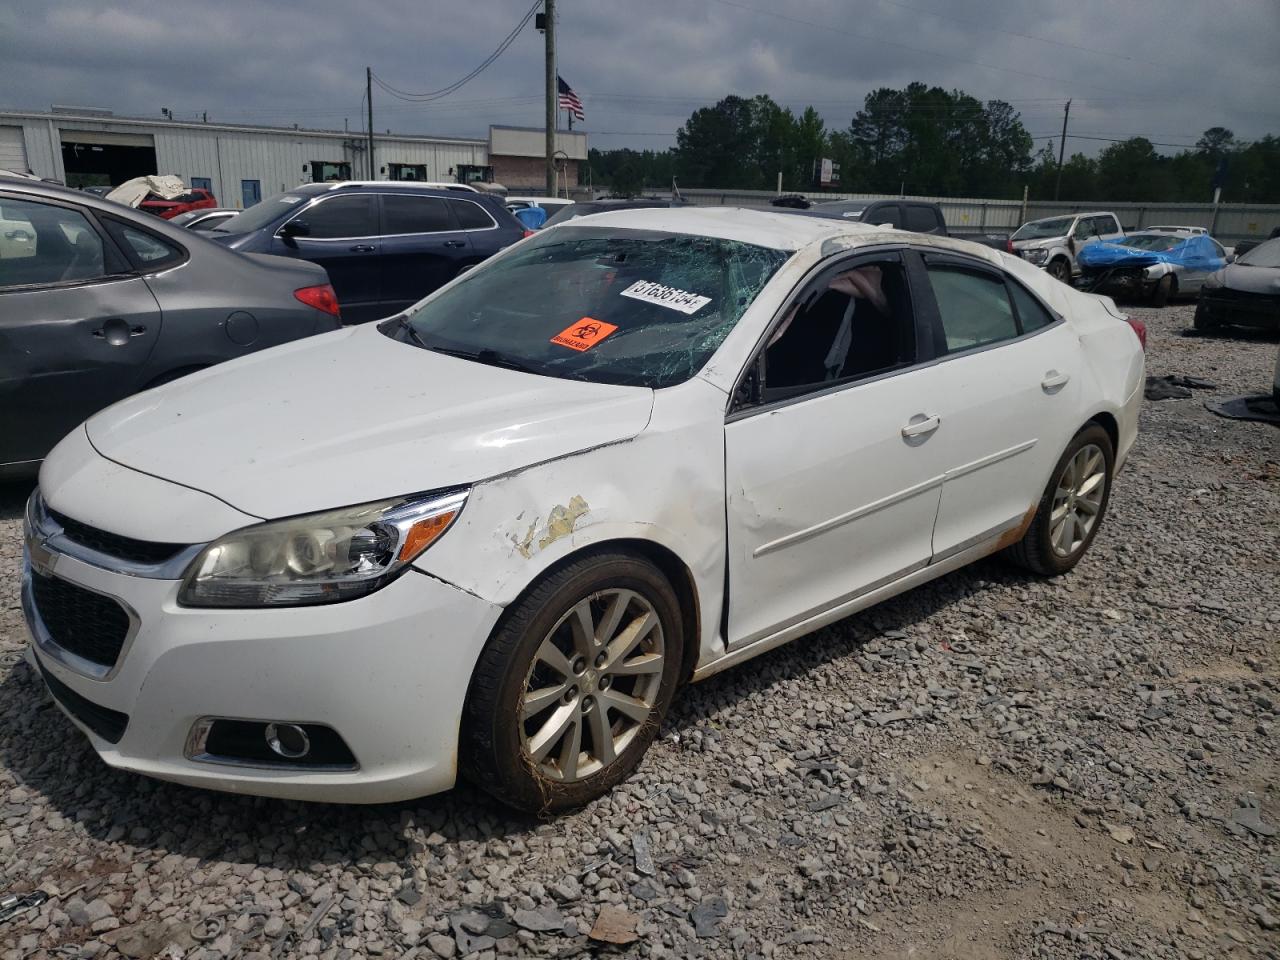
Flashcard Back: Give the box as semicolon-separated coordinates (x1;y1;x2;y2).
265;722;310;759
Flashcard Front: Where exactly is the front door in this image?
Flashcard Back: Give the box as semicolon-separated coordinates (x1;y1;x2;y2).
0;195;161;464
274;193;382;323
724;251;945;646
914;255;1083;559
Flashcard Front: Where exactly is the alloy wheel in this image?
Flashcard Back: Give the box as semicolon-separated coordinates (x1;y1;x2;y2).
1050;443;1107;557
520;589;665;782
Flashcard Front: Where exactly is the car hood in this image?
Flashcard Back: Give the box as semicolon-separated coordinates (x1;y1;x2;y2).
1216;262;1280;295
85;325;655;520
1011;237;1064;250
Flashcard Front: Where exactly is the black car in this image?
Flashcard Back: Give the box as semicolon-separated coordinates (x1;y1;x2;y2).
210;183;528;323
0;177;341;474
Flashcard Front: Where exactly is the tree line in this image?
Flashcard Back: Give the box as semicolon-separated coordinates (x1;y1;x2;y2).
587;83;1280;204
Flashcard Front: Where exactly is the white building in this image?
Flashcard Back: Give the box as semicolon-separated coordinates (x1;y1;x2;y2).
0;108;587;206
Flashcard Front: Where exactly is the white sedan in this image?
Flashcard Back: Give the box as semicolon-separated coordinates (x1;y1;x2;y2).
22;208;1145;810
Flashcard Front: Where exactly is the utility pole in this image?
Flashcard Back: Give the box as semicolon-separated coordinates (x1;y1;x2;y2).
1054;99;1071;201
366;67;375;180
544;0;556;196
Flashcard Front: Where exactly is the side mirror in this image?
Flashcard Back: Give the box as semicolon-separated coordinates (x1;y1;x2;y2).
279;219;310;240
1226;253;1236;263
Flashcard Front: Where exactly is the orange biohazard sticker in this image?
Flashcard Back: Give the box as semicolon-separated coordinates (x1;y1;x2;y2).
551;317;618;352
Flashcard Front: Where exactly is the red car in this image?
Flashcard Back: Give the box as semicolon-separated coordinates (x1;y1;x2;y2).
139;188;217;219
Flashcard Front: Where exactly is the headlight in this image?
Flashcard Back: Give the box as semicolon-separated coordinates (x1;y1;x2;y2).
1024;248;1048;264
179;489;467;608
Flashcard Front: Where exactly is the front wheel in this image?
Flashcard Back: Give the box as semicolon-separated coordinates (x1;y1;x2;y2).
1047;258;1071;284
462;552;684;812
1151;273;1174;307
1193;299;1217;332
1006;424;1114;577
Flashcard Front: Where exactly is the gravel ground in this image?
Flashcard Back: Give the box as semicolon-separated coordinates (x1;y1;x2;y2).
1;301;1277;960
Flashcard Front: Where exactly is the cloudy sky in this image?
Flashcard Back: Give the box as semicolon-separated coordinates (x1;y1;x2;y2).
3;0;1278;157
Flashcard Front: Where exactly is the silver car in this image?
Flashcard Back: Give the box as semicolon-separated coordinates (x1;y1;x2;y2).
0;177;342;475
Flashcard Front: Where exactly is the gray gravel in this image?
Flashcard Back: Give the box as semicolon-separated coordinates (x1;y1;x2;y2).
2;301;1277;960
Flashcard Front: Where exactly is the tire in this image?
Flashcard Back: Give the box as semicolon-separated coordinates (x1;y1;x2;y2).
462;551;684;812
1150;273;1174;307
1047;258;1071;284
1193;299;1218;332
1006;424;1114;577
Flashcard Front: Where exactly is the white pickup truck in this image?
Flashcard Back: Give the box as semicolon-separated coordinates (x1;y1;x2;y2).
1010;211;1124;283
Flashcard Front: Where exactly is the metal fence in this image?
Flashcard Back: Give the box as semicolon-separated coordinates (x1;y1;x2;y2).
626;187;1280;242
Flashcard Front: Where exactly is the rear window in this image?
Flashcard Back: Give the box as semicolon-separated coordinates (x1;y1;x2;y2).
394;227;790;389
450;199;496;230
904;205;942;233
382;195;453;234
213;191;311;233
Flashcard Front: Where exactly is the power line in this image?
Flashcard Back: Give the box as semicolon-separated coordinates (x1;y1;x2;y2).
371;1;540;103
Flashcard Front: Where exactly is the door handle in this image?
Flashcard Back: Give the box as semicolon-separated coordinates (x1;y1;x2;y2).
349;244;376;252
1041;370;1071;391
92;320;146;345
901;414;940;438
442;239;467;248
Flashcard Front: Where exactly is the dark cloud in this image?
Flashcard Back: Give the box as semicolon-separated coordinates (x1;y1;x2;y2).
2;0;1277;155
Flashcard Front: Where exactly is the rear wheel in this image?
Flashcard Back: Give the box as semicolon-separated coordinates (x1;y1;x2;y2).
462;552;684;812
1047;258;1071;284
1151;273;1175;307
1006;424;1114;577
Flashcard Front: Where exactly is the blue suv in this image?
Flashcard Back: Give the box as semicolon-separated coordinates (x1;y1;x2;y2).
210;183;528;323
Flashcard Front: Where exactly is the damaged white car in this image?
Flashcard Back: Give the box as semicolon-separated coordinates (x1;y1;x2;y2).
23;208;1145;809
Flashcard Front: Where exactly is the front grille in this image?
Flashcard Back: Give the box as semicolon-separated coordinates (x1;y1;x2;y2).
30;571;131;670
48;508;186;566
35;657;129;744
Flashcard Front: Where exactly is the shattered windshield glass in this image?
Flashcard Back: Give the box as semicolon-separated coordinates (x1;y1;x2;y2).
1121;234;1181;251
389;227;791;388
1013;216;1075;240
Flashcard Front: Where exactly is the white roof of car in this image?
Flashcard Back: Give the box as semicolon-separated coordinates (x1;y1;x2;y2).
558;205;885;250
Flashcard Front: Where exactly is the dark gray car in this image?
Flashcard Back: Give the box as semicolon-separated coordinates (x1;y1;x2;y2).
1194;237;1280;332
0;177;342;475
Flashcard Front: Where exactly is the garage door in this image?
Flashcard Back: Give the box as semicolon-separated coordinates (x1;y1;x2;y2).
0;126;27;173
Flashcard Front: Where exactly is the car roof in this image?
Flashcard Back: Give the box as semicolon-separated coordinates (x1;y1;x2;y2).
555;205;901;251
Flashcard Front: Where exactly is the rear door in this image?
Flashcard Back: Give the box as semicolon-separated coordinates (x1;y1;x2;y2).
913;252;1083;559
272;193;382;323
377;193;471;315
0;194;162;465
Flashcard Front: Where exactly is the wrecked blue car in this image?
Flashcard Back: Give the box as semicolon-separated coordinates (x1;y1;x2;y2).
1076;231;1228;305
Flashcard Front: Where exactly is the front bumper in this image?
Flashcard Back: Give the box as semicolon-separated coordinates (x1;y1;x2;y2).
1077;268;1155;299
22;542;502;804
1197;289;1280;329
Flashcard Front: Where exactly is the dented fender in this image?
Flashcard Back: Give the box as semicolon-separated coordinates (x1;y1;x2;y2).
414;377;731;669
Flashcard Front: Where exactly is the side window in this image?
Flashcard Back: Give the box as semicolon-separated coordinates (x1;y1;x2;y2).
1102;216;1121;235
450;200;495;230
296;195;378;238
0;198;108;288
381;195;454;234
115;225;181;265
1211;239;1226;258
926;266;1019;353
1007;280;1055;333
904;204;942;233
761;258;916;400
868;204;901;228
1071;218;1092;240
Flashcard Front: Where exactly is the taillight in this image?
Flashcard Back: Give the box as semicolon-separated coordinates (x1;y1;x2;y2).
522;229;535;238
1124;316;1147;350
1005;237;1014;253
294;283;340;317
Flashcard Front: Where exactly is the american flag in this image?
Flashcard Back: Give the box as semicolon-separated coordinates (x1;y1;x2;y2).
557;75;585;122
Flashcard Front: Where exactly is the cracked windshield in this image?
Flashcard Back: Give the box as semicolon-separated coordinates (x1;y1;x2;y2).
391;228;790;388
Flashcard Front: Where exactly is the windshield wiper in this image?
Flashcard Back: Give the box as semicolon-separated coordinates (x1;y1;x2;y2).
428;344;544;375
394;316;431;349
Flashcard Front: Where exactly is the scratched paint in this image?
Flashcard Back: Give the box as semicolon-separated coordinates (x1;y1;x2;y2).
511;495;591;558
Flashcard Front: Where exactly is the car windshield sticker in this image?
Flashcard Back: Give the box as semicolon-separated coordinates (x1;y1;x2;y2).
620;280;712;315
551;317;619;352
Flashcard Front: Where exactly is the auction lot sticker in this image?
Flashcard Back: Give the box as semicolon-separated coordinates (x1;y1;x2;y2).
551;317;618;351
620;280;711;315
